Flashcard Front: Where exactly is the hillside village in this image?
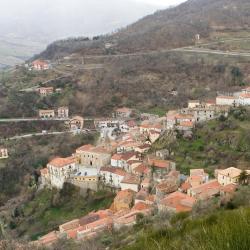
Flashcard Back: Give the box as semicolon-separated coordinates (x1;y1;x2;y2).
24;84;249;246
2;0;250;249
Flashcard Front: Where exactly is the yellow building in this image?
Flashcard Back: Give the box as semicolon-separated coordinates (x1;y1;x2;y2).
217;167;243;186
39;109;55;118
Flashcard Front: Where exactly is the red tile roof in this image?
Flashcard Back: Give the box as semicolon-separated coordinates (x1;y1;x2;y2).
111;154;123;160
100;166;126;177
133;164;150;175
148;158;172;169
160;191;196;212
132;202;151;211
121;174;140;185
48;156;75;168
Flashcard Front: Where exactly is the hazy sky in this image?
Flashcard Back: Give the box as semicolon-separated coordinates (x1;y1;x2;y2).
0;0;187;42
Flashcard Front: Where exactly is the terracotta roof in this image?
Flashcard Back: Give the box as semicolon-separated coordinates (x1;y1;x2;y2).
160;191;196;212
179;121;194;127
180;181;192;192
100;166;126;177
156;179;178;193
39;231;58;245
189;180;221;199
121;174;140;185
132;202;151;211
120;152;137;161
206;99;216;105
76;144;110;154
32;59;48;66
114;189;135;202
175;114;194;119
79;214;100;226
222;183;237;193
67;229;78;239
148;158;172;169
240;93;250;98
127;120;137;127
133;164;150;175
60;219;79;232
48;156;75;168
111;154;123;160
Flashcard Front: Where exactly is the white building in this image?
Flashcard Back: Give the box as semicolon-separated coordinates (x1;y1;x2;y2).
120;174;140;192
238;93;250;106
57;107;69;118
100;167;126;188
217;167;243;186
47;156;77;189
216;96;238;106
0;148;8;159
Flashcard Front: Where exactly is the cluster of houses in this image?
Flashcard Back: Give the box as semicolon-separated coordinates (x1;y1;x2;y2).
216;86;250;106
39;106;69;119
37;105;250;246
166;99;229;134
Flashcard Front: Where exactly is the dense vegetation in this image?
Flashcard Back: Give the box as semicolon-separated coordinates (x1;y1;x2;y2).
6;185;114;241
0;133;98;205
152;107;250;175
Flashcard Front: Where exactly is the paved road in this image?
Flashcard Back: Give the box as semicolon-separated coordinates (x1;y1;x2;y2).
174;47;250;57
1;129;96;141
0;118;69;122
7;131;71;140
80;37;250;60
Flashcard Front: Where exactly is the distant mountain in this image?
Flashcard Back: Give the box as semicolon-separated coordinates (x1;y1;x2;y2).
0;0;163;67
37;0;250;59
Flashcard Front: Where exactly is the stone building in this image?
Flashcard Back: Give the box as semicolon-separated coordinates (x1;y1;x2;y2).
75;144;111;170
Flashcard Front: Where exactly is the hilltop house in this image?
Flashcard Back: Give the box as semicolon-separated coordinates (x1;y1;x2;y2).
39;110;55;119
46;156;77;189
32;59;49;70
57;107;69;119
37;87;54;97
75;144;111;169
0;148;8;159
